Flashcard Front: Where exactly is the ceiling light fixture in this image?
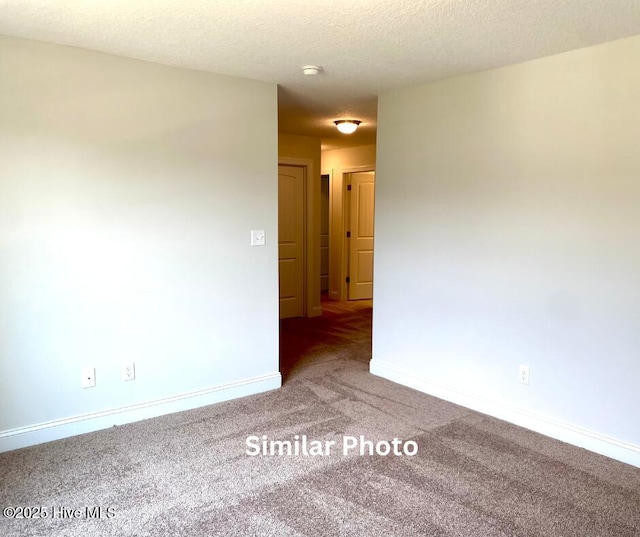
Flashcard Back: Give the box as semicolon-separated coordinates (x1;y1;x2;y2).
334;120;361;134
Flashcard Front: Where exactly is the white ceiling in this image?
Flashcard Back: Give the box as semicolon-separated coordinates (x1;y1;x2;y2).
2;1;640;149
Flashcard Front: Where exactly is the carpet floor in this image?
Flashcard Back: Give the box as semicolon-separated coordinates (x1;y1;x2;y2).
1;298;639;536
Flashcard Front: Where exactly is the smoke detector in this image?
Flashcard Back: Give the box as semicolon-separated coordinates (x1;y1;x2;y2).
302;65;322;76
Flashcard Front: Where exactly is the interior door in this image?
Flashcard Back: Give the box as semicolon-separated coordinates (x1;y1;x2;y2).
320;174;330;293
278;165;305;318
347;171;375;300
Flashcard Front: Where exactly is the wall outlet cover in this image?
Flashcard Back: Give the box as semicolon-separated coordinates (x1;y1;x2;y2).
82;367;96;389
519;365;530;385
123;362;136;381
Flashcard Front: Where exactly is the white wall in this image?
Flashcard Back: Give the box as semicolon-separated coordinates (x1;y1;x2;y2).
0;36;280;451
372;35;640;466
321;145;376;300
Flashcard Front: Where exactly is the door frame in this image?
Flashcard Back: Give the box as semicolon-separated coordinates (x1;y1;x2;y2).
278;157;319;317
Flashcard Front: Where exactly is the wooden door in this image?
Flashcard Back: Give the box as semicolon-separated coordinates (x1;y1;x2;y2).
278;165;305;318
347;171;375;300
320;174;330;293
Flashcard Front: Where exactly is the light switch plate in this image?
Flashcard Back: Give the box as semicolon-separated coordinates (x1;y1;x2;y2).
251;230;266;246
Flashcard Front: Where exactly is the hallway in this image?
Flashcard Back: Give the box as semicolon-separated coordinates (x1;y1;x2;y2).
279;298;372;382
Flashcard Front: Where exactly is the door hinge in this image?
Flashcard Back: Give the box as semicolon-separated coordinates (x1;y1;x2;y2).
346;231;351;238
346;276;351;284
347;184;352;191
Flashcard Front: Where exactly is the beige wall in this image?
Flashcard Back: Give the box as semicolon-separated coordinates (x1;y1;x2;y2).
0;36;280;450
372;35;640;466
278;133;322;316
322;145;377;300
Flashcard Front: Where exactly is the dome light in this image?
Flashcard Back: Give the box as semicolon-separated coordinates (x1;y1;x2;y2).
334;120;361;134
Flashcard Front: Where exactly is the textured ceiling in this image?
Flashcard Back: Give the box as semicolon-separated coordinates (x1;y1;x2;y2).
2;1;640;149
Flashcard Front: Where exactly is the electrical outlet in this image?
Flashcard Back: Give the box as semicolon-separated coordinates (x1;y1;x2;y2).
519;365;530;385
123;361;135;381
82;367;96;389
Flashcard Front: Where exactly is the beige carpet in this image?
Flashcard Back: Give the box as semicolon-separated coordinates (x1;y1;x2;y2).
1;299;639;536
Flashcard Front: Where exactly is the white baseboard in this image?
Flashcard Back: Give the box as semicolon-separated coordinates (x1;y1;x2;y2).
0;372;281;453
370;360;640;468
